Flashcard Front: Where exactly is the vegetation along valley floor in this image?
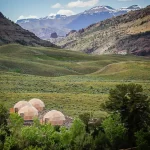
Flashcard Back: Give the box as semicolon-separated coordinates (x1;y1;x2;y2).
0;44;150;118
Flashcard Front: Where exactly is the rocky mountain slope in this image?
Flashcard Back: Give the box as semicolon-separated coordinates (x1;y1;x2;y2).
57;6;150;56
0;12;55;47
16;5;141;40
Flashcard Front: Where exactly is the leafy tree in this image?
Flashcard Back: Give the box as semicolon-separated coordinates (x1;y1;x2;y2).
59;126;72;149
79;113;90;126
102;113;126;149
23;146;43;150
0;103;9;149
6;113;24;149
135;128;150;150
70;119;86;140
3;135;18;150
8;113;24;135
70;118;93;150
0;103;9;127
105;83;150;146
0;126;8;149
79;112;90;132
21;126;40;147
93;130;109;150
21;121;58;149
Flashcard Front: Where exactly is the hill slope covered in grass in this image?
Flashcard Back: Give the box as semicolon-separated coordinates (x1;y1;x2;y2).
0;44;150;117
0;44;149;77
57;6;150;56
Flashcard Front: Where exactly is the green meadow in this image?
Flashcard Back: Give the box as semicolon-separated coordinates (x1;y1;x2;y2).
0;44;150;117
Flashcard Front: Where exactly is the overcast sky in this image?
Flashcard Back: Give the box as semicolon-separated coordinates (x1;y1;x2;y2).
0;0;150;21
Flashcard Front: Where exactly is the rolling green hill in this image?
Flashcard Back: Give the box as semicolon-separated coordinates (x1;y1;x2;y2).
0;44;149;77
0;44;150;117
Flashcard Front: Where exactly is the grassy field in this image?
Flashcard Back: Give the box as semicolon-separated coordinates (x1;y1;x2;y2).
0;44;150;117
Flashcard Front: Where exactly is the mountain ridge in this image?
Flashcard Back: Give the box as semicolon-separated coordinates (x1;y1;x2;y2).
16;5;141;39
0;12;56;47
56;5;150;56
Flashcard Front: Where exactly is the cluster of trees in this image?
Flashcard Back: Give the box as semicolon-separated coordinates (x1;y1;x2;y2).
0;83;150;150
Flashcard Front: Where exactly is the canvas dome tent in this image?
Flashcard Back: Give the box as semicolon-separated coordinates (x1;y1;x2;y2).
14;100;30;112
43;110;66;126
29;98;45;112
18;104;38;121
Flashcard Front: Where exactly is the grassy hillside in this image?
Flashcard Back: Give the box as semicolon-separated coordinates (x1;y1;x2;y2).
0;44;148;76
0;44;150;117
93;61;150;80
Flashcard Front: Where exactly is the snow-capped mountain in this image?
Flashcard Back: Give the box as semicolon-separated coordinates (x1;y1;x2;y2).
82;5;141;15
83;6;116;15
127;5;141;10
119;5;141;12
67;5;141;30
16;5;142;40
42;14;68;20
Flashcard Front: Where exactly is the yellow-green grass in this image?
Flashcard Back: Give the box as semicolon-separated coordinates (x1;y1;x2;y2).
0;71;150;117
0;44;148;76
92;61;150;80
0;92;108;118
0;44;150;118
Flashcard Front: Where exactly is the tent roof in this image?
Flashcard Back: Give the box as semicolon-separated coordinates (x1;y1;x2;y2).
14;100;30;111
29;98;45;107
43;110;65;121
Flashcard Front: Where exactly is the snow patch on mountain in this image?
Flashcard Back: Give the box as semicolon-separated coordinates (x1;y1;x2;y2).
119;5;141;12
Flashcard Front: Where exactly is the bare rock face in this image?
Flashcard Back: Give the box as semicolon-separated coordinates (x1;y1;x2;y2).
51;32;58;38
78;28;84;34
116;31;150;56
0;12;56;47
0;12;5;18
66;30;77;37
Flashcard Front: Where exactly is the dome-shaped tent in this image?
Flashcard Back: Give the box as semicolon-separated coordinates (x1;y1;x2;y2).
43;110;66;125
29;98;45;112
14;100;30;112
18;104;38;121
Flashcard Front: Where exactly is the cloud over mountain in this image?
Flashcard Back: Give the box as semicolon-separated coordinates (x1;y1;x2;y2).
17;15;38;21
57;9;75;16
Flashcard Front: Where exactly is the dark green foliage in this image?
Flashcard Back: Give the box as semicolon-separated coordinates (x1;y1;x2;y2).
102;113;127;149
93;131;109;150
135;128;150;150
105;83;150;146
0;126;7;149
0;104;9;149
0;103;9;127
79;112;91;125
79;112;91;132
